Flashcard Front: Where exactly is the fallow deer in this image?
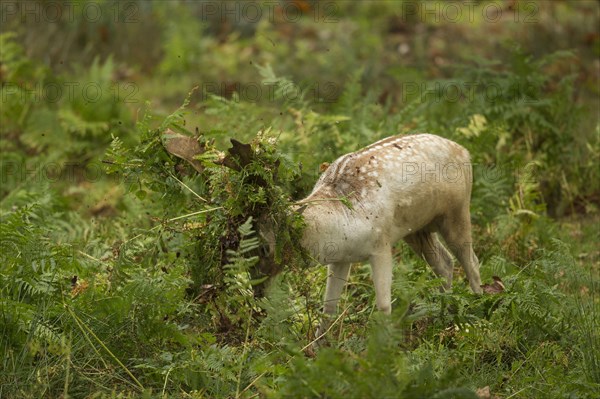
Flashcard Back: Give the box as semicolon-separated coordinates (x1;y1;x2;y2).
296;134;482;334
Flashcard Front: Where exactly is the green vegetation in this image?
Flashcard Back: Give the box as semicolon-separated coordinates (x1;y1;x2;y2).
1;1;598;398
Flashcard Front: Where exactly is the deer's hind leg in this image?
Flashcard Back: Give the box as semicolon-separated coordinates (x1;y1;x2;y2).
404;231;454;291
438;207;482;294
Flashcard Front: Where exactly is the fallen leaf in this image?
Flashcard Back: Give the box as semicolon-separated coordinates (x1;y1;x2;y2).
216;139;271;186
162;128;204;173
71;279;89;297
216;139;254;171
476;386;491;399
319;162;330;173
481;276;505;294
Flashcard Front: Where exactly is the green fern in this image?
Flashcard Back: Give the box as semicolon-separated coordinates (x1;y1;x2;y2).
221;217;260;326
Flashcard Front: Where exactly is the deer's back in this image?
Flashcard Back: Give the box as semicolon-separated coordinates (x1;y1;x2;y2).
307;134;471;205
299;134;473;262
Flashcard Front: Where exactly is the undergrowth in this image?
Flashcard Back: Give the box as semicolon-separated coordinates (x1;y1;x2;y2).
1;3;599;398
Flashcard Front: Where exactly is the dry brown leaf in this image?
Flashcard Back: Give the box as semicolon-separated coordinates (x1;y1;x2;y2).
71;279;89;297
481;276;505;294
162;128;204;173
476;386;491;399
476;385;502;399
214;138;254;171
319;162;330;173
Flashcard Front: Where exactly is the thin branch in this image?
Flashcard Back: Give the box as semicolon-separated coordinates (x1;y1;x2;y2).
238;306;350;396
168;207;223;222
168;171;208;202
291;197;350;206
65;305;145;392
301;306;350;352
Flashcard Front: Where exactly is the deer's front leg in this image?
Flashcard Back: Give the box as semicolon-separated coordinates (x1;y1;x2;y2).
323;262;351;315
370;244;393;315
316;262;351;340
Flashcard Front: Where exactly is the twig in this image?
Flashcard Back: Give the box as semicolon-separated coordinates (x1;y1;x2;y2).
291;195;353;207
77;250;104;264
65;304;145;392
238;306;350;396
162;367;173;398
101;159;139;167
235;310;254;398
168;207;223;222
301;306;350;352
506;387;529;399
238;370;269;397
168;171;208;202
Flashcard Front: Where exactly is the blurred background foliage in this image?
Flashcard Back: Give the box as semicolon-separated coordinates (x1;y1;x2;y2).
1;1;599;398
